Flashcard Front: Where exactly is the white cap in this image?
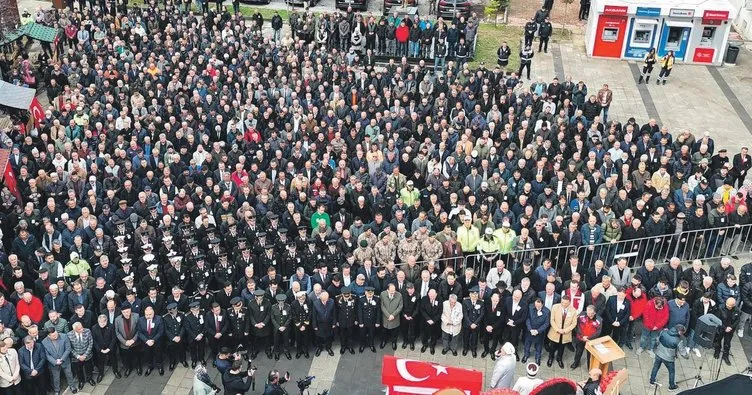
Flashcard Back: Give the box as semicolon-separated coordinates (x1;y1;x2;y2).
147;264;158;271
70;252;79;260
501;342;515;355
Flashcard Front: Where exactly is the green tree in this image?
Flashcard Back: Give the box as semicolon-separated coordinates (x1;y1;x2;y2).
484;0;509;25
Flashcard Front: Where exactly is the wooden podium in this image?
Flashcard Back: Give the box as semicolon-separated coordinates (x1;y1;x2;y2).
585;336;625;375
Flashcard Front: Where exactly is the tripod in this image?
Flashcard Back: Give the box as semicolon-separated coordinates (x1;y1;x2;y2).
677;352;709;388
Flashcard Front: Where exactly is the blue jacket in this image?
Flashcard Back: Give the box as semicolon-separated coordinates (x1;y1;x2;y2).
0;302;17;329
525;306;551;336
581;224;603;245
43;292;68;315
18;344;47;377
716;283;740;306
655;326;682;362
666;299;690;329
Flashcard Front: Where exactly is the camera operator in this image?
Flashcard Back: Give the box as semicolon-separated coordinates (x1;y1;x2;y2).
263;369;290;395
222;359;256;394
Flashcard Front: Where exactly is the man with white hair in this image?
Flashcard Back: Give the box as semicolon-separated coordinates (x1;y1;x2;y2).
68;322;95;389
490;342;517;389
440;293;463;356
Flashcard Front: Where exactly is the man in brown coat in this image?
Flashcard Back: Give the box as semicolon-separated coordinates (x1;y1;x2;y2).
546;295;578;368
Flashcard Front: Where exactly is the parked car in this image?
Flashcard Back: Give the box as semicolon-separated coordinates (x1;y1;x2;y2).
437;0;471;19
336;0;368;10
383;0;417;15
287;0;319;6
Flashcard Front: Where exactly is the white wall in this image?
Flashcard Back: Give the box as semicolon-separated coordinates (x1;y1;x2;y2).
731;0;752;38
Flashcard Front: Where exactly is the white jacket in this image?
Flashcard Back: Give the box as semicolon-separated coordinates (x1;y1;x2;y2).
441;300;463;336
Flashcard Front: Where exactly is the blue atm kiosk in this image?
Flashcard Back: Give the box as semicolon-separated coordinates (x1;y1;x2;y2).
658;19;692;60
624;7;661;59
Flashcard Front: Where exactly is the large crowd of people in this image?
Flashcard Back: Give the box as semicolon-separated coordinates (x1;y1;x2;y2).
0;1;750;394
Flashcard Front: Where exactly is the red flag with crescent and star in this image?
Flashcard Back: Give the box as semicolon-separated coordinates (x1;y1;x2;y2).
381;355;483;395
28;97;44;129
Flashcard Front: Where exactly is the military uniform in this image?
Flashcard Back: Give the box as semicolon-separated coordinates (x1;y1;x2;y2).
226;300;250;353
247;291;272;358
163;305;188;369
336;289;358;354
357;290;381;352
270;294;292;360
420;237;444;262
282;247;302;282
373;239;397;267
462;292;485;357
397;237;421;263
353;246;374;266
165;262;190;291
302;242;325;273
184;303;206;366
261;246;280;275
323;245;344;272
291;294;312;358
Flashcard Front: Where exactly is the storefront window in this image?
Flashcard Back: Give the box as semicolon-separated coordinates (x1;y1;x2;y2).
602;28;619;42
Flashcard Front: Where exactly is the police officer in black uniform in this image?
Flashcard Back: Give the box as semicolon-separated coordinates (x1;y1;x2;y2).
271;293;292;360
358;286;381;352
336;286;357;354
291;291;311;358
323;240;344;272
163;302;188;370
192;282;215;313
462;286;485;358
302;238;324;273
227;297;249;354
184;301;206;367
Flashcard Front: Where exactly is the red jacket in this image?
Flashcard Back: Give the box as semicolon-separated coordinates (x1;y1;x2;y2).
626;289;648;320
642;298;669;330
396;26;409;43
16;297;44;324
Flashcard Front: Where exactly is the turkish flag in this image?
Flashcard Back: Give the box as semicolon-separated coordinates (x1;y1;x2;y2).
2;164;20;202
28;97;44;129
381;355;483;395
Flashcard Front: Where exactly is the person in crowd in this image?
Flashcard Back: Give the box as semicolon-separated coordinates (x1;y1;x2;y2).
489;342;517;389
649;324;684;392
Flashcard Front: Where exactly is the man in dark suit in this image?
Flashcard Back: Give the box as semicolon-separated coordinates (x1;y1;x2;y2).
247;289;272;359
538;283;562;311
420;289;442;354
604;287;631;347
114;303;140;377
19;335;47;395
482;293;505;358
137;306;165;376
204;303;229;360
312;291;336;356
731;147;752;188
504;289;528;358
462;287;484;357
311;264;332;290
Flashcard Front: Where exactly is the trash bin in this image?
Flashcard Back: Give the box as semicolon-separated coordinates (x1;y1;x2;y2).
726;44;740;64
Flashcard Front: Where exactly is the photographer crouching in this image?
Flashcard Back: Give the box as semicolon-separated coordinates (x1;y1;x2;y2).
222;358;257;394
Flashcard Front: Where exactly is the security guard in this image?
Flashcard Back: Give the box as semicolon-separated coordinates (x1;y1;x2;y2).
213;252;237;287
227;297;249;354
271;294;292;360
462;286;485;358
358;286;381;353
248;289;272;359
163;302;188;370
336;286;357;354
184;301;206;368
261;244;280;275
291;291;312;358
190;256;213;289
282;241;302;284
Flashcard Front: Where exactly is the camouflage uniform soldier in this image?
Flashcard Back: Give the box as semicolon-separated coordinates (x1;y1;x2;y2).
421;235;443;263
398;232;421;263
353;240;375;266
373;234;397;267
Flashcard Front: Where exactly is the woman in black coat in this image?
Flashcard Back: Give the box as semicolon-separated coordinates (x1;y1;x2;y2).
91;314;119;381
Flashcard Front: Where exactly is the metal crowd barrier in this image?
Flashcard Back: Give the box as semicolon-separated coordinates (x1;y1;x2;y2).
388;223;752;282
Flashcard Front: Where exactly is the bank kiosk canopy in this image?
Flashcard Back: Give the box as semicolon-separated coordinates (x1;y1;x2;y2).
585;0;737;65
